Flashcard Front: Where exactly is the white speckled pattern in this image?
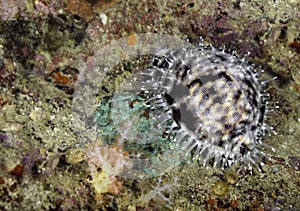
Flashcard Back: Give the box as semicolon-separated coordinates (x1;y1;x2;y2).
141;44;275;169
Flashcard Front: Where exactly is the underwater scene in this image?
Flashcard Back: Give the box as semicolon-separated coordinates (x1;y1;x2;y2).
0;0;299;210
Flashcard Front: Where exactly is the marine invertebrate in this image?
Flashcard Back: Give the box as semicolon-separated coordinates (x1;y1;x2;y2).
141;42;277;170
87;140;133;201
138;176;180;206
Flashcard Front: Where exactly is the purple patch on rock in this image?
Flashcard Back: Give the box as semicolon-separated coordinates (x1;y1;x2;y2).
0;133;9;146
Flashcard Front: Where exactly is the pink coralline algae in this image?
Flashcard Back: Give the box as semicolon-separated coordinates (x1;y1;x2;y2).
0;0;25;20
